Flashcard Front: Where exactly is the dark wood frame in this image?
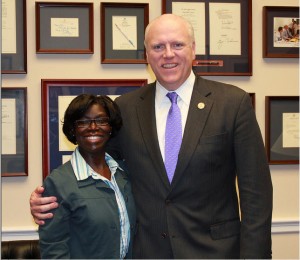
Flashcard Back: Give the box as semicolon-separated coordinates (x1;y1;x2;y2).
263;6;299;58
1;0;27;74
41;79;147;179
35;2;94;54
162;0;252;76
265;96;299;164
1;88;28;176
101;2;149;64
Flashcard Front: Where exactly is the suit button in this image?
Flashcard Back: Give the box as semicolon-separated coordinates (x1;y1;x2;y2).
165;199;171;205
161;233;167;238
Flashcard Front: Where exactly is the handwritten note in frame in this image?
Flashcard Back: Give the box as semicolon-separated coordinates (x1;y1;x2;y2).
162;0;252;76
101;2;149;64
35;2;94;54
265;96;299;164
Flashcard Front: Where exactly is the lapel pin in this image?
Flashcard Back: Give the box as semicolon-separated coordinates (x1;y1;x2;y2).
197;102;205;109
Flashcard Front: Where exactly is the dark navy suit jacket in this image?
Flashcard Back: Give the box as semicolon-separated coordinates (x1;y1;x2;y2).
108;75;273;259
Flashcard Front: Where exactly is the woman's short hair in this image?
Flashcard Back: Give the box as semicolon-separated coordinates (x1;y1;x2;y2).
62;94;122;144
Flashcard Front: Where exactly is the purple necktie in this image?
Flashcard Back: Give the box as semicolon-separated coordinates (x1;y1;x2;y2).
165;92;182;183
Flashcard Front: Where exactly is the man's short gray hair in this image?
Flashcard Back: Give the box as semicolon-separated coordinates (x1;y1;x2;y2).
144;14;195;49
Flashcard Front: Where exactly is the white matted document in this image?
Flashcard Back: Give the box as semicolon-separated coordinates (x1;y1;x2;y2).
209;3;241;55
172;2;206;55
282;113;299;148
2;99;17;154
62;155;72;164
113;16;137;50
2;0;17;54
51;18;79;37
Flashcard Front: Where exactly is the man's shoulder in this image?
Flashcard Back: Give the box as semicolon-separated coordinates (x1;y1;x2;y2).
116;82;155;104
196;75;247;96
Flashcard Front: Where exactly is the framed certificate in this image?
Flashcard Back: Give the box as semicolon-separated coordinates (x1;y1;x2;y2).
265;96;299;164
101;2;149;64
1;0;27;74
162;0;252;76
263;6;299;58
35;2;94;54
41;79;147;179
1;88;28;176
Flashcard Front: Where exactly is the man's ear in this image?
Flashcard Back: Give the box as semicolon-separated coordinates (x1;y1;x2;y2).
192;41;196;60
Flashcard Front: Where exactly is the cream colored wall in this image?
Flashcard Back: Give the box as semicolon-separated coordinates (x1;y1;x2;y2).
2;0;299;258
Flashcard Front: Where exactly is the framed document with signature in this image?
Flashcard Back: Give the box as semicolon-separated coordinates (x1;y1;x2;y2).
1;88;28;176
265;96;299;164
101;2;149;64
41;79;147;179
35;2;94;54
162;0;252;76
1;0;27;74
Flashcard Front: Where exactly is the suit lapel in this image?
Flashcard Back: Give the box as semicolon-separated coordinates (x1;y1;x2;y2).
171;76;214;187
135;83;171;188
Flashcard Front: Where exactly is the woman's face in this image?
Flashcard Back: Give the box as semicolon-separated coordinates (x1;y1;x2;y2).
74;103;112;157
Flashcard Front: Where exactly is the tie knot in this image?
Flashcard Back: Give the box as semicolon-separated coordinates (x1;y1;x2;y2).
167;92;178;104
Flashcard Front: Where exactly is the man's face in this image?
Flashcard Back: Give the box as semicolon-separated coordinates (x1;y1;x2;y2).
145;17;196;91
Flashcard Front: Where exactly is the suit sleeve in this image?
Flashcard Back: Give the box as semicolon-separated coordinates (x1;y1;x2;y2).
106;134;123;160
38;175;71;259
233;93;273;258
106;96;124;160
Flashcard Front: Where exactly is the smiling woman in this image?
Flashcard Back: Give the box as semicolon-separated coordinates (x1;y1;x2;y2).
38;94;136;259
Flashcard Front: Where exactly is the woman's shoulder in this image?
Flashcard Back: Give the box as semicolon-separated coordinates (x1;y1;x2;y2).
42;161;78;199
44;161;76;185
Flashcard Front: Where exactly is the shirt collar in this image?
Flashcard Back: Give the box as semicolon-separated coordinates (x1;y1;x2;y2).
155;72;195;107
71;147;123;181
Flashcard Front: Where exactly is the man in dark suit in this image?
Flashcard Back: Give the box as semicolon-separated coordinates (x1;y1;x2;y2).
30;14;272;258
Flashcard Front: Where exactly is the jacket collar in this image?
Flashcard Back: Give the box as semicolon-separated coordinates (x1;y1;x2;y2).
135;75;214;190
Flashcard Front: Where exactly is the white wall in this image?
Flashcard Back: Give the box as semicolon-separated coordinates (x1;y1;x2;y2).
2;0;299;259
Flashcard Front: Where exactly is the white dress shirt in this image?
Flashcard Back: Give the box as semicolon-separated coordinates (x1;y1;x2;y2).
155;72;195;162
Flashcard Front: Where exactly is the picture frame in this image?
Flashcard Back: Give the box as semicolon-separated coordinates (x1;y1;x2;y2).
1;0;27;74
265;96;299;164
35;2;94;54
162;0;252;76
1;88;28;176
41;79;147;179
101;2;149;64
263;6;299;58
